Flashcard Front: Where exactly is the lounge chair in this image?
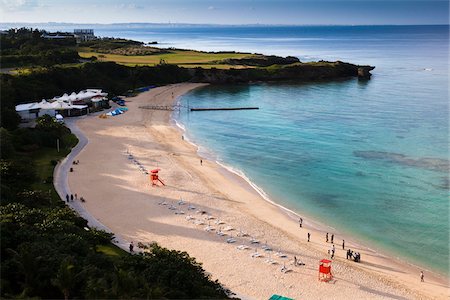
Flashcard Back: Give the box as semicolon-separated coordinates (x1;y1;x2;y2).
188;204;196;210
175;210;185;215
206;215;215;220
226;237;236;243
194;220;205;225
223;226;234;231
215;219;225;225
275;251;287;258
185;215;195;221
251;251;263;258
265;258;277;265
236;245;250;250
262;244;272;251
237;230;249;237
204;225;215;232
250;238;260;244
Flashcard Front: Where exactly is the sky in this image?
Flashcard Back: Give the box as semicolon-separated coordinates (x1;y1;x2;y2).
0;0;448;25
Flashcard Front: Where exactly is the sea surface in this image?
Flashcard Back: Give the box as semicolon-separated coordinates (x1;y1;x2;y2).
6;23;448;275
170;25;449;276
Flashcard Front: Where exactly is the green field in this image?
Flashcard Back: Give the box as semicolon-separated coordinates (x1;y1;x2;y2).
79;49;256;69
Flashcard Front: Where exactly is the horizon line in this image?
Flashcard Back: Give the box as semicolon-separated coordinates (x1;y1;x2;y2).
0;22;448;27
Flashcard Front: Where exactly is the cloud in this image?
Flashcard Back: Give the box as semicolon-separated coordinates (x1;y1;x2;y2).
0;0;39;11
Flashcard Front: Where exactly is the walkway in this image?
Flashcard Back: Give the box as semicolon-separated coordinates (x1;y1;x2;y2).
53;117;131;252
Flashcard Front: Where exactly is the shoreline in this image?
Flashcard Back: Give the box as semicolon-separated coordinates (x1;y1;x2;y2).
171;92;449;280
67;83;449;299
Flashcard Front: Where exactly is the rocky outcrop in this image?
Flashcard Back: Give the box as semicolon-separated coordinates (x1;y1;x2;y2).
190;61;375;84
358;66;375;79
220;55;300;67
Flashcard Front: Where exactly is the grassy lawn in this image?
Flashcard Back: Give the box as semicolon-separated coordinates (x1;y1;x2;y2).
79;49;255;68
30;134;78;202
96;244;127;257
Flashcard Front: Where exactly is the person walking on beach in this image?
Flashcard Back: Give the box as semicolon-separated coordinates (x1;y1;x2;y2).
326;233;329;243
342;239;345;249
420;271;424;282
331;234;334;244
129;241;134;253
294;256;297;266
331;245;335;259
299;217;303;228
75;193;78;200
307;232;310;242
70;194;74;201
66;194;69;203
200;159;203;166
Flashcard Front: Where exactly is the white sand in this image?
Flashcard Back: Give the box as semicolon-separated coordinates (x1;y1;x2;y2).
68;83;449;299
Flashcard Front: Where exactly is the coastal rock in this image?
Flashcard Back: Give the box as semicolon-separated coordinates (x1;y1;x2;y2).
358;66;375;79
191;60;375;83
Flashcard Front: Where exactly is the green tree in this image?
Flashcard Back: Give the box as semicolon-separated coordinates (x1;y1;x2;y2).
51;257;76;300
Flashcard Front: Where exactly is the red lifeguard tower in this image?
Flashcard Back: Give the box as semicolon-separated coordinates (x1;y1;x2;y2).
318;259;333;282
150;168;165;186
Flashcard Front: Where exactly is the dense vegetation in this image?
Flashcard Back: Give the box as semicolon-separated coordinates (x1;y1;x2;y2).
0;28;80;68
0;116;230;299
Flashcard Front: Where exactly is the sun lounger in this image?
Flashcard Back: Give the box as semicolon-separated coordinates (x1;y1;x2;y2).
236;245;250;250
196;210;207;215
215;219;225;225
185;215;195;221
194;220;205;225
226;237;236;243
204;226;215;232
158;200;167;205
275;251;287;258
262;245;272;251
223;226;234;231
168;205;177;210
281;266;293;273
188;204;196;210
216;230;226;236
251;251;263;258
265;258;277;265
178;199;185;205
250;238;260;244
206;215;215;220
175;210;185;215
237;230;249;237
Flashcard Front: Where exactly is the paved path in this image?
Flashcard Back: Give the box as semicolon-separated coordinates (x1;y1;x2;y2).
53;117;132;252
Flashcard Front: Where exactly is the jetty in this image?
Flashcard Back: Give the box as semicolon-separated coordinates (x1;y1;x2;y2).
190;107;259;112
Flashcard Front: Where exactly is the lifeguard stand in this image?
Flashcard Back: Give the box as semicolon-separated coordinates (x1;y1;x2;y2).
318;259;333;282
150;169;165;186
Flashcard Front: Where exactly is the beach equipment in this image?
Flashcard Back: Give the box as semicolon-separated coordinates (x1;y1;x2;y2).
251;249;262;258
237;244;250;250
318;259;333;282
150;168;165;186
250;238;260;244
223;225;234;231
268;294;294;300
226;236;236;243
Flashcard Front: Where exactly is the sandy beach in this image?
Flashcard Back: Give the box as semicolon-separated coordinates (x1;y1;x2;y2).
67;83;449;300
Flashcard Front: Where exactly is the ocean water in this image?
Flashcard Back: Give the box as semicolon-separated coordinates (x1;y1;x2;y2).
5;23;448;275
168;25;448;276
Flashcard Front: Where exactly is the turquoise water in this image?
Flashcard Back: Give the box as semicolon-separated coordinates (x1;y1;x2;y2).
171;26;449;275
9;23;447;275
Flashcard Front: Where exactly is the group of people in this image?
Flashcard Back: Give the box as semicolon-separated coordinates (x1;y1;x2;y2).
326;232;335;244
346;249;361;262
65;193;85;203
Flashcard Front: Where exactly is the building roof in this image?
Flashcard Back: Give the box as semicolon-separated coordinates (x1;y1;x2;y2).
15;102;40;111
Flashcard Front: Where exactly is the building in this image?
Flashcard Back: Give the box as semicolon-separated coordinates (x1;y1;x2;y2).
15;89;108;121
73;29;95;42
